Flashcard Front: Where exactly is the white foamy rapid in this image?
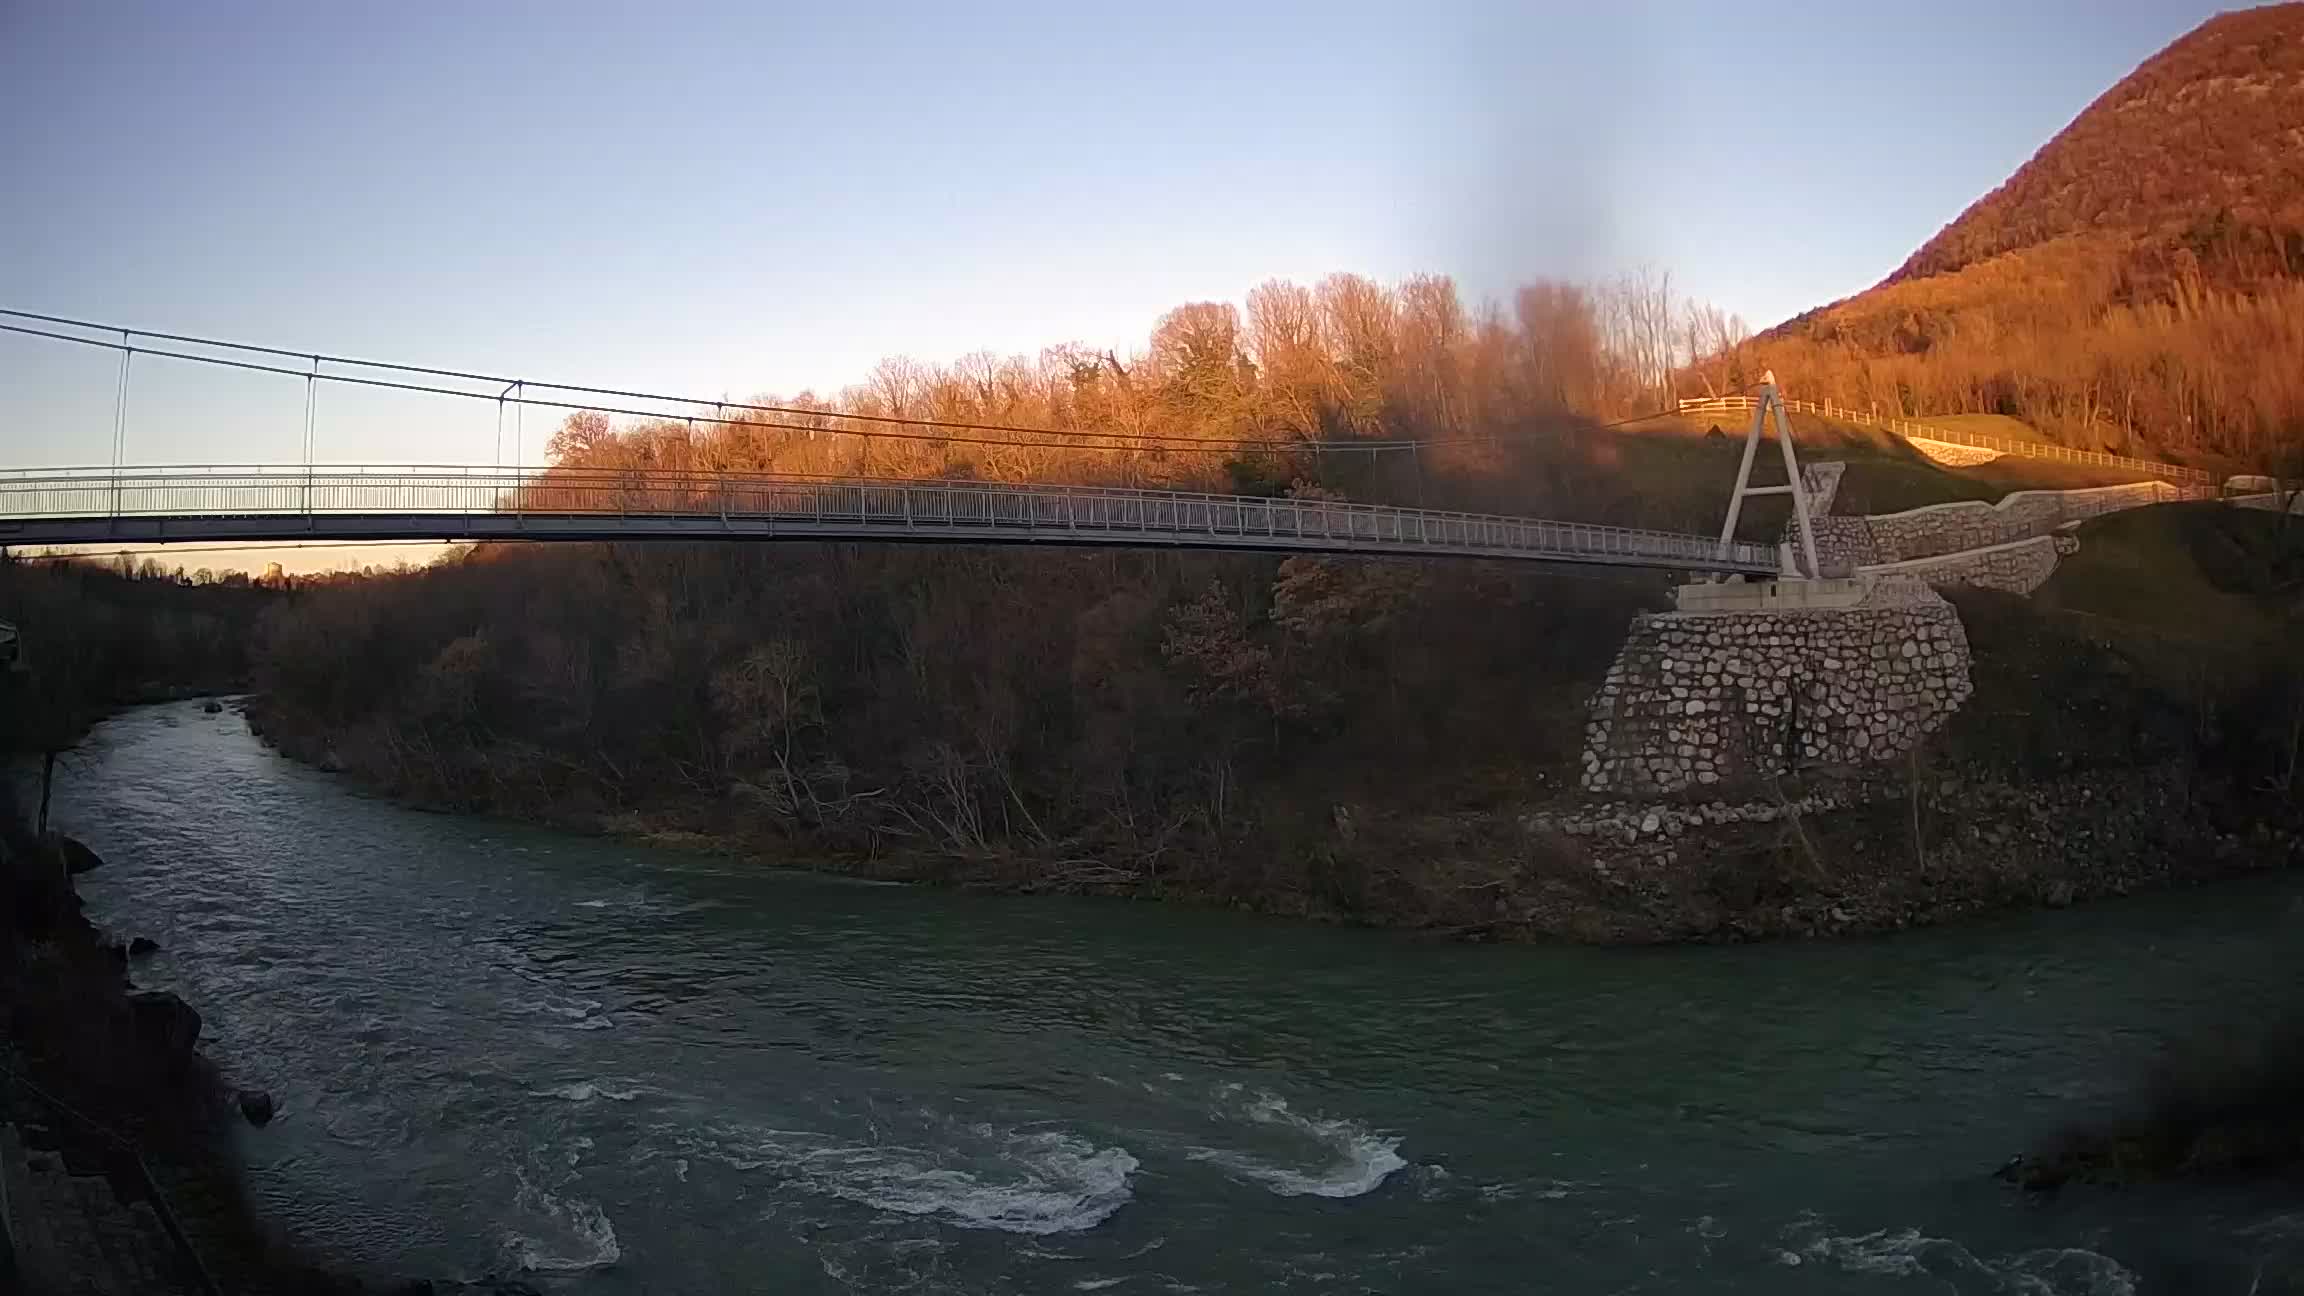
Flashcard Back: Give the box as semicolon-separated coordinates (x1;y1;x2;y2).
508;987;614;1030
535;1081;641;1103
503;1171;622;1273
1786;1224;2137;1295
1188;1090;1407;1199
694;1122;1138;1236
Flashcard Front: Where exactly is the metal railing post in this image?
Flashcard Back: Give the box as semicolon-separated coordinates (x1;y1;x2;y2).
110;338;132;523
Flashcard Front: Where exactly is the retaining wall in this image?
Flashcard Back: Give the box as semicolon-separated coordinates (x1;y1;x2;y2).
1784;469;2186;572
2232;491;2304;515
1781;464;1878;571
1582;583;1973;796
1858;534;2078;596
1859;481;2182;562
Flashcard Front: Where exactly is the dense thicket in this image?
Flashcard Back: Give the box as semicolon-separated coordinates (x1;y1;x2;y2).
252;534;1662;921
0;556;274;758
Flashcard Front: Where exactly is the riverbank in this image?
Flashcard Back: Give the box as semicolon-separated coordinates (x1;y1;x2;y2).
0;813;545;1295
244;695;2304;946
234;514;2304;946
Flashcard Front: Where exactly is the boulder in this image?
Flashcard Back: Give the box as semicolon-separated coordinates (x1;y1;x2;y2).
126;990;202;1074
236;1088;276;1127
127;935;160;958
57;835;105;876
202;700;224;714
8;841;77;934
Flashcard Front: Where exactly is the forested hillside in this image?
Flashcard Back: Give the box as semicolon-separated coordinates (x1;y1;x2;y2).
1895;4;2304;286
0;558;274;754
1732;5;2304;475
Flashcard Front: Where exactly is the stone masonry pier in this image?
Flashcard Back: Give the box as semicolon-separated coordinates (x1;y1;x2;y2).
1581;579;1973;796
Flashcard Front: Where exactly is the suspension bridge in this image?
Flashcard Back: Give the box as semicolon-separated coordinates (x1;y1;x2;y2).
0;310;1802;575
0;465;1785;574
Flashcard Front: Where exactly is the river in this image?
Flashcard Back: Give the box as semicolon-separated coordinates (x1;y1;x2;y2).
49;700;2304;1293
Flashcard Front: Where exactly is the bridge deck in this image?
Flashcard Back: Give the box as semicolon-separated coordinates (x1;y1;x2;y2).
0;467;1782;574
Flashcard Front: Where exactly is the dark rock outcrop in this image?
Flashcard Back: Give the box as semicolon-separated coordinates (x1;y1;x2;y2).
236;1088;276;1127
1998;1017;2304;1191
126;989;203;1076
58;834;105;876
6;835;79;934
2;806;475;1294
127;935;160;957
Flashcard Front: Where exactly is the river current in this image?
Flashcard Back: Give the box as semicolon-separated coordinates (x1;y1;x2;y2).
53;701;2304;1293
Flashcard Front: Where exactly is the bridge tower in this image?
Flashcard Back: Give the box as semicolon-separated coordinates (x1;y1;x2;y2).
1715;374;1823;579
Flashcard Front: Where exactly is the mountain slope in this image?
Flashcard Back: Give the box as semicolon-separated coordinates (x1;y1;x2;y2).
1894;3;2304;287
1737;5;2304;473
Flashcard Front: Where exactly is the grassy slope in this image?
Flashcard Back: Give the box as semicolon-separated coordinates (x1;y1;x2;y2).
2037;503;2302;645
1614;411;2159;540
1941;503;2302;793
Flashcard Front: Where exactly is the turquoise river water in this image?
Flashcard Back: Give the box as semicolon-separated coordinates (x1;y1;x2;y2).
54;701;2304;1293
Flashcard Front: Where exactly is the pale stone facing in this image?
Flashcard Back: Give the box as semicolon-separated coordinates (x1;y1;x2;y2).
1524;787;1864;842
1907;437;2003;467
1801;461;1848;515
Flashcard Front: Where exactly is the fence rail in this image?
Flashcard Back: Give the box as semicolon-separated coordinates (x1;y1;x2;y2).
1;1063;222;1296
1675;396;2215;488
0;466;1784;574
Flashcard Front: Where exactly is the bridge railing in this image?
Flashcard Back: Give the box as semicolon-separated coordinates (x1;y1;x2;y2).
0;465;1783;572
1674;396;2215;490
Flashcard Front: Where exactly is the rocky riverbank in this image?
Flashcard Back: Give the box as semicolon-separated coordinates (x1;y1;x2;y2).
1504;762;2304;942
1997;1013;2304;1192
0;815;545;1295
244;689;2304;946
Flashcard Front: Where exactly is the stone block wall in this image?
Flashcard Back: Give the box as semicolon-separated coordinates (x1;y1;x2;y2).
1807;517;1881;568
1860;481;2180;561
2232;491;2304;515
1777;463;1880;570
1582;594;1973;796
1860;535;2068;596
1781;472;2182;570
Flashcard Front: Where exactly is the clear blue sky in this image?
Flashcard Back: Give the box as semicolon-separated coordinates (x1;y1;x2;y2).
0;0;2236;479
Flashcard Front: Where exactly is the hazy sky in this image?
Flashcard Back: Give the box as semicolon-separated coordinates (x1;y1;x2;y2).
0;0;2235;489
